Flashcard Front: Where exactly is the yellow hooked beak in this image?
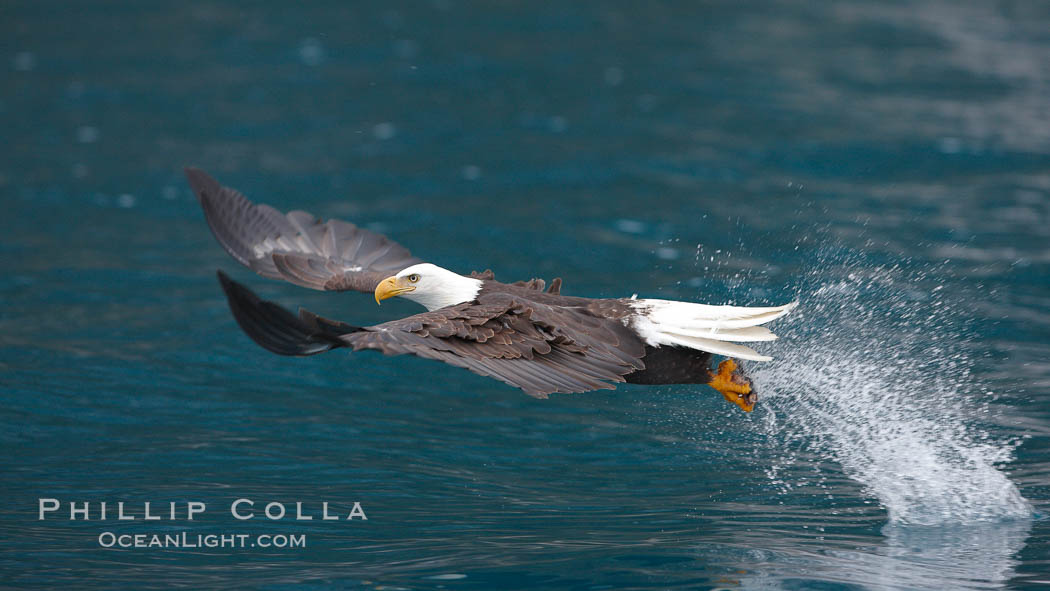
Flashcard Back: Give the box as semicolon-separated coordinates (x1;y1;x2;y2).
374;276;415;304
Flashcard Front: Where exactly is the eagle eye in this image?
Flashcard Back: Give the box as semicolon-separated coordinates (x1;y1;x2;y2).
407;274;420;283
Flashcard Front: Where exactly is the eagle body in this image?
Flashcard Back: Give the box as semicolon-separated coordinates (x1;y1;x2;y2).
188;168;794;409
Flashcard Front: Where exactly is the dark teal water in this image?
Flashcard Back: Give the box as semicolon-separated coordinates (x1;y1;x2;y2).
3;2;1050;589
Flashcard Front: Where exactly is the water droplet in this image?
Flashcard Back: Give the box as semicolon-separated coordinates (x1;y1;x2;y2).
297;38;325;66
13;51;36;72
939;137;962;154
615;219;646;234
372;122;397;140
461;165;481;181
76;126;99;144
656;247;679;261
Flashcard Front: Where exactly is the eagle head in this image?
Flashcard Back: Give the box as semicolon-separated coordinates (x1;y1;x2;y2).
374;263;483;311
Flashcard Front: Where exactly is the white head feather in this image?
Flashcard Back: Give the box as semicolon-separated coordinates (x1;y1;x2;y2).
394;263;483;311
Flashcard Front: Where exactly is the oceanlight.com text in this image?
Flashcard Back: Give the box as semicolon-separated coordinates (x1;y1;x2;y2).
97;531;306;549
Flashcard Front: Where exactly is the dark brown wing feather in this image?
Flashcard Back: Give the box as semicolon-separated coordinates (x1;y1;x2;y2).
216;270;358;356
214;272;643;397
345;290;645;397
504;277;561;294
186;168;422;292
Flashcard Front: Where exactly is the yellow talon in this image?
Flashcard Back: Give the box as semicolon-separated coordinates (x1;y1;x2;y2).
707;359;756;412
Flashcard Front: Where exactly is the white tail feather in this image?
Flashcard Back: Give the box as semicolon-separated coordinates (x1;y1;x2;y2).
629;299;796;361
667;325;777;342
660;333;773;361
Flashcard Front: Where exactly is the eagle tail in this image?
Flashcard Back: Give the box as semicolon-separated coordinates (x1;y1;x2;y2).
216;270;360;356
631;299;797;361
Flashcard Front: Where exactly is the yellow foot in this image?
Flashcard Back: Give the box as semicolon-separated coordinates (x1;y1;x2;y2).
707;359;756;412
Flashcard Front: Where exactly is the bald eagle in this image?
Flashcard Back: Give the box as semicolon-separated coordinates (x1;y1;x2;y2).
186;168;794;411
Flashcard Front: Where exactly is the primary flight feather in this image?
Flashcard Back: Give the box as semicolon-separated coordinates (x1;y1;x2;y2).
187;168;795;411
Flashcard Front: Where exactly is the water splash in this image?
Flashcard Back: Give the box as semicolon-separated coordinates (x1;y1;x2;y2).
753;253;1031;525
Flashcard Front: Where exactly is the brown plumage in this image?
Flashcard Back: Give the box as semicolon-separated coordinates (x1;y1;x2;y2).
187;168;420;293
189;168;793;409
216;270;652;397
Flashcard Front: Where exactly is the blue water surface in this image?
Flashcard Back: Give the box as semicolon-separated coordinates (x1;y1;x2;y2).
3;2;1050;589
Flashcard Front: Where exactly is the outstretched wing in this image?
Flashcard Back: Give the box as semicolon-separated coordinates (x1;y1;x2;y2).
187;168;422;292
217;272;644;397
347;291;646;397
